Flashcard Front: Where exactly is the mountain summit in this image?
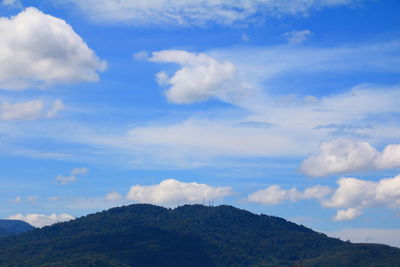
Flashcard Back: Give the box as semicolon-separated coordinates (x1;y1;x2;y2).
0;219;34;238
0;204;399;266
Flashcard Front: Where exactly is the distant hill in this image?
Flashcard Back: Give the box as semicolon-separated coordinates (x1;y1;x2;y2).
0;219;34;237
0;204;399;266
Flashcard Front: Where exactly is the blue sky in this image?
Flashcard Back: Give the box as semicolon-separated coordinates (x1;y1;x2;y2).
0;0;400;246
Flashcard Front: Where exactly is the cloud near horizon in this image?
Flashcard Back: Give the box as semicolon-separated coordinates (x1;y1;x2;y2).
329;228;400;248
323;175;400;211
332;208;362;221
0;7;106;90
127;179;233;206
105;192;123;202
7;213;74;228
300;139;400;177
248;185;332;205
248;174;400;222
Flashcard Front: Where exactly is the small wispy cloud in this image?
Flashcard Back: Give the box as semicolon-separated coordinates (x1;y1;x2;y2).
61;0;359;26
1;0;21;8
0;100;64;121
71;167;89;176
282;30;313;44
56;167;89;185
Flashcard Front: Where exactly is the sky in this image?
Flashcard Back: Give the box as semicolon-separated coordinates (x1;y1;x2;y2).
0;0;400;247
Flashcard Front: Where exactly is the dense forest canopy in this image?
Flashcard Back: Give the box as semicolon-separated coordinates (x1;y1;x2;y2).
0;204;399;266
0;220;34;237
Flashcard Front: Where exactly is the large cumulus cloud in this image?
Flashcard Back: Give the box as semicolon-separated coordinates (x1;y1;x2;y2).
0;7;106;90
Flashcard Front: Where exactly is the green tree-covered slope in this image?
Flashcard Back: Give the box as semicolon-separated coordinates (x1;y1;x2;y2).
0;204;399;266
0;220;34;237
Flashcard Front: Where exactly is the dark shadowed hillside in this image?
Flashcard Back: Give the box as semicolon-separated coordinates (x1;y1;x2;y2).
0;220;34;237
0;204;399;266
0;228;9;238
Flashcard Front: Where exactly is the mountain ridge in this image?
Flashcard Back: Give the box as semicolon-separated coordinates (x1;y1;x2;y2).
0;219;34;237
0;204;399;266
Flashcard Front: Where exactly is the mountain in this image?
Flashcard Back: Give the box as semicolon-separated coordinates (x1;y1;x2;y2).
0;228;9;238
0;204;399;266
0;219;34;237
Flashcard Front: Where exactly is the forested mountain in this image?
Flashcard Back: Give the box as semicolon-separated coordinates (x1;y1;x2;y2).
0;204;399;266
0;220;34;237
0;228;9;238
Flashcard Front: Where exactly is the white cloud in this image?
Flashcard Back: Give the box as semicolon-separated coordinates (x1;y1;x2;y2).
249;175;400;221
11;196;41;203
56;167;88;185
1;0;21;7
62;0;357;26
283;30;313;44
105;191;123;202
0;99;64;121
63;85;399;168
302;185;334;199
127;179;233;206
329;228;400;248
282;30;313;45
11;196;22;203
214;44;400;100
0;7;106;90
122;118;308;163
248;185;293;205
324;175;400;210
149;50;248;104
2;42;398;169
7;213;74;228
248;184;332;205
375;144;400;169
133;50;149;60
0;100;43;120
56;175;77;185
71;167;88;175
16;83;398;170
300;140;400;177
300;139;379;177
124;42;400;167
46;100;65;119
333;208;362;221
